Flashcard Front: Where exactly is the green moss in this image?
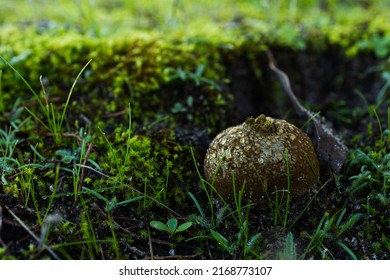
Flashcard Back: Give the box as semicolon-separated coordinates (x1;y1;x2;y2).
91;124;191;210
0;28;233;135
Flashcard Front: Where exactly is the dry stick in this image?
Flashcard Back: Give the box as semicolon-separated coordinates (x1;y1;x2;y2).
143;253;202;260
266;50;348;173
121;238;147;258
4;205;61;260
145;217;155;260
46;132;84;145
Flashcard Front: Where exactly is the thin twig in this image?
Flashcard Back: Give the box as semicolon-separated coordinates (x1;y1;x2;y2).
121;238;147;258
145;216;154;260
46;132;84;145
266;50;348;173
266;51;310;118
4;205;61;260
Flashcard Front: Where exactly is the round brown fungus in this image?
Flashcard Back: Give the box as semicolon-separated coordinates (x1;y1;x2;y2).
203;114;320;203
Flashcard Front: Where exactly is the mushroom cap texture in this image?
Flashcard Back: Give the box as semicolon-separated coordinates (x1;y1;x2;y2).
203;115;320;202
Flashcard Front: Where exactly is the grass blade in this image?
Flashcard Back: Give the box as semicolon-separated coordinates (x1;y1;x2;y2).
335;213;362;239
336;241;358;260
188;191;206;220
59;59;92;129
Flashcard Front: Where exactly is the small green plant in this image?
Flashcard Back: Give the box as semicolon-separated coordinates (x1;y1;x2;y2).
150;218;192;235
189;150;262;259
82;186;143;214
209;229;235;255
78;203;100;259
150;217;192;256
0;56;92;145
0;127;19;185
229;172;262;258
164;64;221;90
171;96;195;121
277;231;297;260
265;149;292;229
301;208;362;259
347;103;389;196
348;149;389;194
189;147;217;225
208;226;262;259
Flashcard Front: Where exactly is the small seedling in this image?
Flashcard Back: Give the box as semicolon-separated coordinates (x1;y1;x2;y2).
164;64;221;90
301;208;362;259
82;187;143;213
0;56;92;145
277;232;297;260
210;229;235;255
150;218;192;235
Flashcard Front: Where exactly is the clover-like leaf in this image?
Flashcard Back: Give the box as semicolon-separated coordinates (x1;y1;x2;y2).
176;222;192;233
167;218;178;233
150;218;192;235
150;221;170;233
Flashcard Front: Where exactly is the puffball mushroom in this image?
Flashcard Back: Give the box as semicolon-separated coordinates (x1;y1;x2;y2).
203;114;320;202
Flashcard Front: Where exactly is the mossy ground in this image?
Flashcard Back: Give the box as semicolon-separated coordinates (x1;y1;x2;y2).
0;0;389;259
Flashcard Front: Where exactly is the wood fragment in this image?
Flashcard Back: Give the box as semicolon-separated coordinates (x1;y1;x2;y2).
121;239;147;258
266;50;348;173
